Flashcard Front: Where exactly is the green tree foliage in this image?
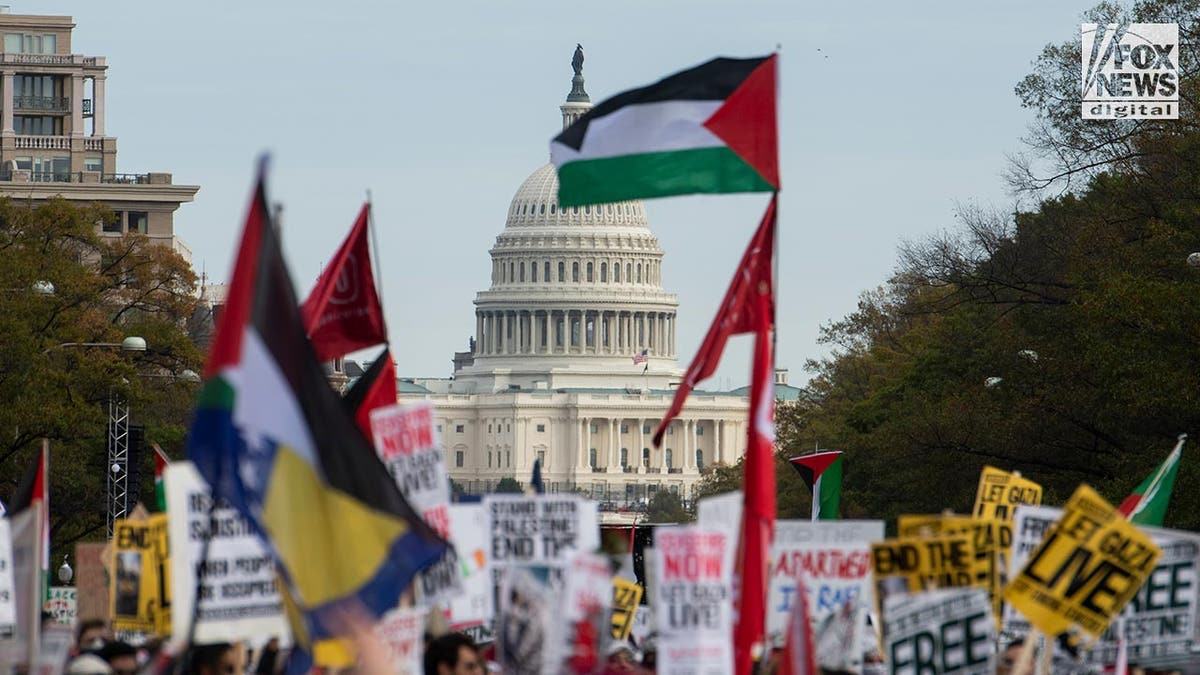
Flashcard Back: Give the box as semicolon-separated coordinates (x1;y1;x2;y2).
494;477;523;494
0;198;202;555
644;490;690;524
774;0;1200;530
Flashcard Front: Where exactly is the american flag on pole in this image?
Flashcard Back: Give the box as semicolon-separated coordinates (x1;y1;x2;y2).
632;349;649;365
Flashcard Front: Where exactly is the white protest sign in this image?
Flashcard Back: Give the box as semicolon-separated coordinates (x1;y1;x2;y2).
375;606;427;675
883;588;995;675
165;462;288;644
370;402;462;605
768;520;884;639
540;552;615;675
654;526;734;675
697;490;743;536
33;627;73;675
484;495;599;568
42;587;75;627
447;504;494;644
0;518;16;638
497;566;554;675
11;503;42;664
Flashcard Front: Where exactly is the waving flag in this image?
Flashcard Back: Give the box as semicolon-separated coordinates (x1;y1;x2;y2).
789;451;843;521
340;347;398;437
153;444;170;511
632;349;649;365
1118;435;1185;526
187;163;446;650
552;55;778;206
302;204;388;362
9;440;49;599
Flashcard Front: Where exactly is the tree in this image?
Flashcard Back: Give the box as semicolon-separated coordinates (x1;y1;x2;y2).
0;198;202;555
644;490;690;524
494;477;523;494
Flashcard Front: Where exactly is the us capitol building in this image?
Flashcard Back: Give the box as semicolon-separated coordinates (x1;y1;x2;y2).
394;50;791;518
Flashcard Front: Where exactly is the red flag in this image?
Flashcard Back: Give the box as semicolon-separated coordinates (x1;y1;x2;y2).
652;195;777;447
779;580;817;675
301;204;388;361
735;252;776;675
340;347;399;437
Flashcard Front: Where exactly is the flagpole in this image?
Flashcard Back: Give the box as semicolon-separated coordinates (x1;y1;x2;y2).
365;191;388;343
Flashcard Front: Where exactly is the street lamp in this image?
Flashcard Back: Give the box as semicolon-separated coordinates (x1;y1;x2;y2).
1187;252;1200;268
57;555;72;584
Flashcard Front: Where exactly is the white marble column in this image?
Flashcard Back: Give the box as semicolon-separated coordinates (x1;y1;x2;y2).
93;75;106;136
516;311;524;354
1;72;12;135
501;312;509;354
476;313;483;354
608;419;619;473
577;417;585;470
584;418;592;468
715;420;723;464
637;419;646;474
670;314;676;356
70;74;83;136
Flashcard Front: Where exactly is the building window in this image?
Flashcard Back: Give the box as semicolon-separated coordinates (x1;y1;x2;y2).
519;263;525;282
600;262;607;282
637;264;642;283
14;116;62;136
540;203;545;214
456;451;464;468
696;450;704;470
127;211;148;234
507;423;511;433
572;262;580;282
642;448;650;467
537;450;546;466
507;451;511;467
697;425;704;436
558;261;565;281
102;212;121;233
589;423;598;433
615;264;621;283
436;425;442;433
4;33;55;54
665;449;673;469
509;262;514;282
544;261;551;282
626;263;632;282
642;424;650;434
456;424;464;433
589;448;597;468
620;448;628;467
488;424;492;433
84;156;102;173
667;426;673;436
487;453;492;468
621;424;628;434
586;262;593;282
531;263;537;282
536;424;546;432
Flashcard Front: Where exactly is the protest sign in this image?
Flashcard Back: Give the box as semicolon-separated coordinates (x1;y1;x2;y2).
547;553;614;675
371;402;462;605
375;606;427;675
654;526;734;675
768;520;884;638
872;533;975;619
696;490;742;537
883;588;995;675
484;495;599;568
0;519;15;639
42;587;75;627
11;504;43;663
165;462;287;644
110;513;171;636
897;515;1010;623
611;578;643;640
446;504;494;644
73;543;107;628
1005;484;1161;642
33;627;73;675
496;566;554;675
972;466;1042;521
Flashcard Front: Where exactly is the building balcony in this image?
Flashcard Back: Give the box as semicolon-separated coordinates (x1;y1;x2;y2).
0;169;173;185
668;467;683;474
0;53;105;67
13;96;69;113
622;466;635;473
10;135;109;151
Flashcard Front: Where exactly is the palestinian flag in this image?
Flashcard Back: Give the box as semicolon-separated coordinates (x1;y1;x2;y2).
186;163;447;649
1118;435;1185;526
789;451;842;521
340;347;398;437
10;439;49;599
551;55;778;206
153;444;170;511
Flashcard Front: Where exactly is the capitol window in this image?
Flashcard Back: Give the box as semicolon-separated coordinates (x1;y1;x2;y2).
697;425;704;436
642;448;650;466
589;448;597;468
531;264;537;282
573;262;580;282
487;453;492;468
621;424;628;433
537;424;545;432
696;450;704;470
637;264;642;283
520;263;525;282
538;450;546;466
586;262;593;282
488;424;492;433
600;263;607;282
620;448;628;467
665;449;673;469
626;263;632;283
642;424;650;434
540;204;546;214
456;451;464;468
615;264;621;283
456;424;465;433
550;204;556;214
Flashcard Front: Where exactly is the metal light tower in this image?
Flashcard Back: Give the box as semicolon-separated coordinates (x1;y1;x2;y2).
106;393;130;538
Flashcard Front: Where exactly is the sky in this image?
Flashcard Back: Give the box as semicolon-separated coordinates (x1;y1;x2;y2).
33;0;1093;387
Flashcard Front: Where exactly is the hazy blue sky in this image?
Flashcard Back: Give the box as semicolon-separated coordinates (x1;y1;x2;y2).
36;0;1092;386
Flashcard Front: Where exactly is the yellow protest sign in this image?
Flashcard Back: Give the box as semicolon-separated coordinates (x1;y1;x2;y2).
897;514;1012;623
610;578;643;640
871;533;975;617
1004;484;1161;642
973;466;1042;521
110;513;171;636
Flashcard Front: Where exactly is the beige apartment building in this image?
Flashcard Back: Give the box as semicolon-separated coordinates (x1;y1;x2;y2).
0;11;197;258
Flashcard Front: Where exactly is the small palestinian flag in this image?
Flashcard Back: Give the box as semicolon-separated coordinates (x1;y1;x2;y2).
551;55;778;206
153;444;170;511
1118;435;1185;526
789;451;843;521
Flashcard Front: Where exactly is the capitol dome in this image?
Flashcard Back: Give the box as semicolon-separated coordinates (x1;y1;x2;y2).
504;163;649;231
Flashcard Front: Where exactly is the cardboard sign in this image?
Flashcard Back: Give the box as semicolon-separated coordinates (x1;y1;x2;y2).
371;402;462;605
375;606;427;675
611;578;643;640
496;566;554;675
1005;484;1161;642
73;543;107;629
897;515;1011;623
9;507;39;660
446;504;494;643
111;513;171;636
0;519;16;638
42;587;76;627
768;520;884;639
871;533;976;613
654;526;734;675
165;462;287;644
972;466;1042;521
547;553;614;675
484;495;599;568
883;588;995;675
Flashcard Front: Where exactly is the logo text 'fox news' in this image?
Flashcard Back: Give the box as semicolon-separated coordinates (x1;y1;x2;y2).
1082;23;1178;119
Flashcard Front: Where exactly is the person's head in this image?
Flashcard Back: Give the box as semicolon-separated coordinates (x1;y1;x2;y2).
188;643;238;675
605;643;636;671
76;619;109;653
423;633;481;675
96;641;138;675
998;640;1033;675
